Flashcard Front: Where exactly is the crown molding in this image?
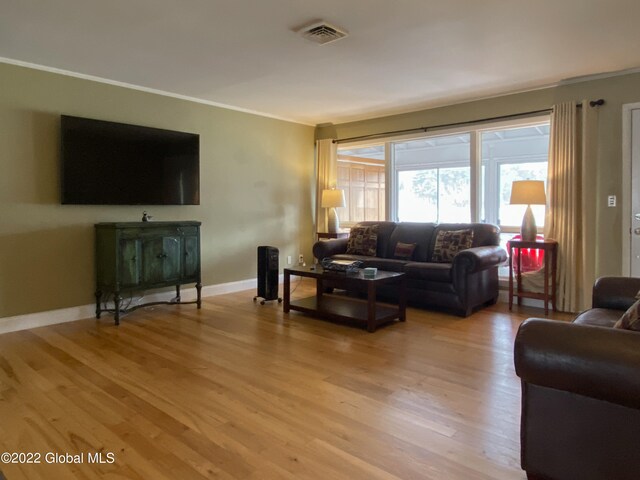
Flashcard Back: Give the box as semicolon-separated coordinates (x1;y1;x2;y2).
0;57;313;126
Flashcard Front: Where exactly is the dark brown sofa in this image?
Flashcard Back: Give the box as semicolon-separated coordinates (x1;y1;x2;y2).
312;221;506;316
514;276;640;480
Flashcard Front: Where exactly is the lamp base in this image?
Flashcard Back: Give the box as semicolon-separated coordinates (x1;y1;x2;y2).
327;207;340;233
521;205;537;242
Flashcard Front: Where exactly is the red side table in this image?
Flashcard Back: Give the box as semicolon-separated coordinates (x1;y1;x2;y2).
508;239;558;315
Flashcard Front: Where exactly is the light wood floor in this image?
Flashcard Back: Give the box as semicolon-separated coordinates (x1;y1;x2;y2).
0;281;571;480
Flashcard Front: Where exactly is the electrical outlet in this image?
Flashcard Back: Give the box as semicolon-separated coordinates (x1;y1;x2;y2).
608;195;616;207
287;255;292;265
298;254;304;265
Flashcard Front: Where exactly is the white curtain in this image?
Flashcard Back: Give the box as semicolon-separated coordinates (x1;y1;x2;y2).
315;139;338;233
544;101;598;312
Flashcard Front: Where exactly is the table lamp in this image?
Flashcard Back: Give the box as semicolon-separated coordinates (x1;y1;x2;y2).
509;180;546;242
321;189;346;233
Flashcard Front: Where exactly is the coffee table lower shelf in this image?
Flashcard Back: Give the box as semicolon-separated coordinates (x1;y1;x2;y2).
288;295;403;331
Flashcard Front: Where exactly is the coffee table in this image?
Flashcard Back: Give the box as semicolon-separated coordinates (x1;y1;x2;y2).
283;265;406;332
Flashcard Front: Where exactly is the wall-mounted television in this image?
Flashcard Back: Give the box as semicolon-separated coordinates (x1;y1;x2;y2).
60;115;200;205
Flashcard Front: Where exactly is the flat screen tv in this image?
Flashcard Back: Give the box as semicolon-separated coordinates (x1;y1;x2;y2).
61;115;200;205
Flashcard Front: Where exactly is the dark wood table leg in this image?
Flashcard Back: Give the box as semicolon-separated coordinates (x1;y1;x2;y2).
367;281;376;332
283;270;290;313
508;246;514;311
196;282;202;309
95;290;102;319
175;285;181;303
399;276;407;321
517;247;522;306
114;292;122;326
316;277;323;310
543;247;549;315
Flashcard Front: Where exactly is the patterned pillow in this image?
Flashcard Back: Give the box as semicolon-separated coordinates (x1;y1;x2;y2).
614;296;640;331
346;225;378;256
431;229;474;263
394;242;417;260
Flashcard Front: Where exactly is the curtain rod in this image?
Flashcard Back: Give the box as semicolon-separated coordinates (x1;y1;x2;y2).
333;99;605;144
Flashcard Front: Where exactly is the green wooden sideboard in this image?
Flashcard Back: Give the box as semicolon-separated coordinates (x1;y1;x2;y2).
95;221;202;325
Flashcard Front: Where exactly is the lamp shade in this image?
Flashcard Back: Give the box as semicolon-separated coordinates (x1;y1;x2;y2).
509;180;546;205
321;189;346;208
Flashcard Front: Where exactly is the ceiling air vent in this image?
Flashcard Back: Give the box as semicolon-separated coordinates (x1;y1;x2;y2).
298;22;348;45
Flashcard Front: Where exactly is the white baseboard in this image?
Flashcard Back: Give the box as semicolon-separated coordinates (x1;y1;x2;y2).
0;276;273;336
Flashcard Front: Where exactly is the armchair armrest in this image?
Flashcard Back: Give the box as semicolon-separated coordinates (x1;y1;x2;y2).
515;319;640;410
592;276;640;310
452;245;507;274
312;238;349;260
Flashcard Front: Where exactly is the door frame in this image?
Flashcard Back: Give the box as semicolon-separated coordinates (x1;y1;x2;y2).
621;102;640;276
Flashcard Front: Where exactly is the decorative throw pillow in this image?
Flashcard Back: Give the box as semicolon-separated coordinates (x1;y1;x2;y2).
394;242;417;260
346;225;378;256
431;229;474;263
614;296;640;331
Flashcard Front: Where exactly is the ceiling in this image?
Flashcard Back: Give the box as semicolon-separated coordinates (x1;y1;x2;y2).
2;0;640;126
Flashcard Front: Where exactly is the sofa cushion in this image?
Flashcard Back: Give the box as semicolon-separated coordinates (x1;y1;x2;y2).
574;308;621;328
388;222;436;261
346;225;378;256
614;298;640;331
403;262;452;282
394;242;417;260
431;229;474;263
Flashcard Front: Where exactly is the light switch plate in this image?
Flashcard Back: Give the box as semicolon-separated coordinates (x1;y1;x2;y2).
608;195;616;207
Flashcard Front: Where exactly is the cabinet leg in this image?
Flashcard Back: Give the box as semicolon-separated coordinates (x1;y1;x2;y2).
114;292;122;326
95;290;102;319
175;285;181;303
196;283;202;309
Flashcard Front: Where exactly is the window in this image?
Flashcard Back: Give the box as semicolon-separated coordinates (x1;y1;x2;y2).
336;116;550;247
393;134;471;222
389;117;549;229
336;145;385;226
480;124;549;232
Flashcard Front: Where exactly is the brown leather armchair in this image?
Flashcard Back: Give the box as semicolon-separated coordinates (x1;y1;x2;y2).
514;277;640;480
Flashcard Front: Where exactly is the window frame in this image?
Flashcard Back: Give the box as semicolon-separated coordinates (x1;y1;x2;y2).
336;114;551;231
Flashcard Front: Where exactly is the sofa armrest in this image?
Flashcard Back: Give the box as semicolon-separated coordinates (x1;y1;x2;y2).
514;318;640;410
312;238;349;260
592;276;640;310
452;245;507;274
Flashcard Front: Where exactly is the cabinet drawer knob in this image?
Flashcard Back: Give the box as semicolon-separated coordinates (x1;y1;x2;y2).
157;253;168;259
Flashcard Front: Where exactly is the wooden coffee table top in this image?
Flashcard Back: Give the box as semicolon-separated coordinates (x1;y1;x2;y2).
284;265;404;283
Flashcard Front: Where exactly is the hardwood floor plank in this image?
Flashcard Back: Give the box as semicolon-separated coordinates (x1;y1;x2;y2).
0;282;573;479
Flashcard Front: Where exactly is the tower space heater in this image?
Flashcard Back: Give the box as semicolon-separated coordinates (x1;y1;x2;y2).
254;246;282;305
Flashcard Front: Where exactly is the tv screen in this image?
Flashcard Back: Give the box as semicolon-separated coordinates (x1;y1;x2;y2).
60;115;200;205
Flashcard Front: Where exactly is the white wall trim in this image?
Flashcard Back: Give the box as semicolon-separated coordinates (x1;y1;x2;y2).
0;57;311;127
0;276;278;336
621;102;640;276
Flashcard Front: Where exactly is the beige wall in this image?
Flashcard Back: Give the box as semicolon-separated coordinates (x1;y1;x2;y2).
317;72;640;282
0;62;315;318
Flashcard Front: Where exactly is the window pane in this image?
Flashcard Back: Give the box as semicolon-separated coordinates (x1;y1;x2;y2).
398;170;438;222
337;144;385;225
499;162;547;227
481;123;550;228
394;133;471;222
439;166;471;222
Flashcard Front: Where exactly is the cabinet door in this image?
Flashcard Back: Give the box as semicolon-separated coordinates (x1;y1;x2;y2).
183;235;200;279
142;236;182;285
118;238;141;288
